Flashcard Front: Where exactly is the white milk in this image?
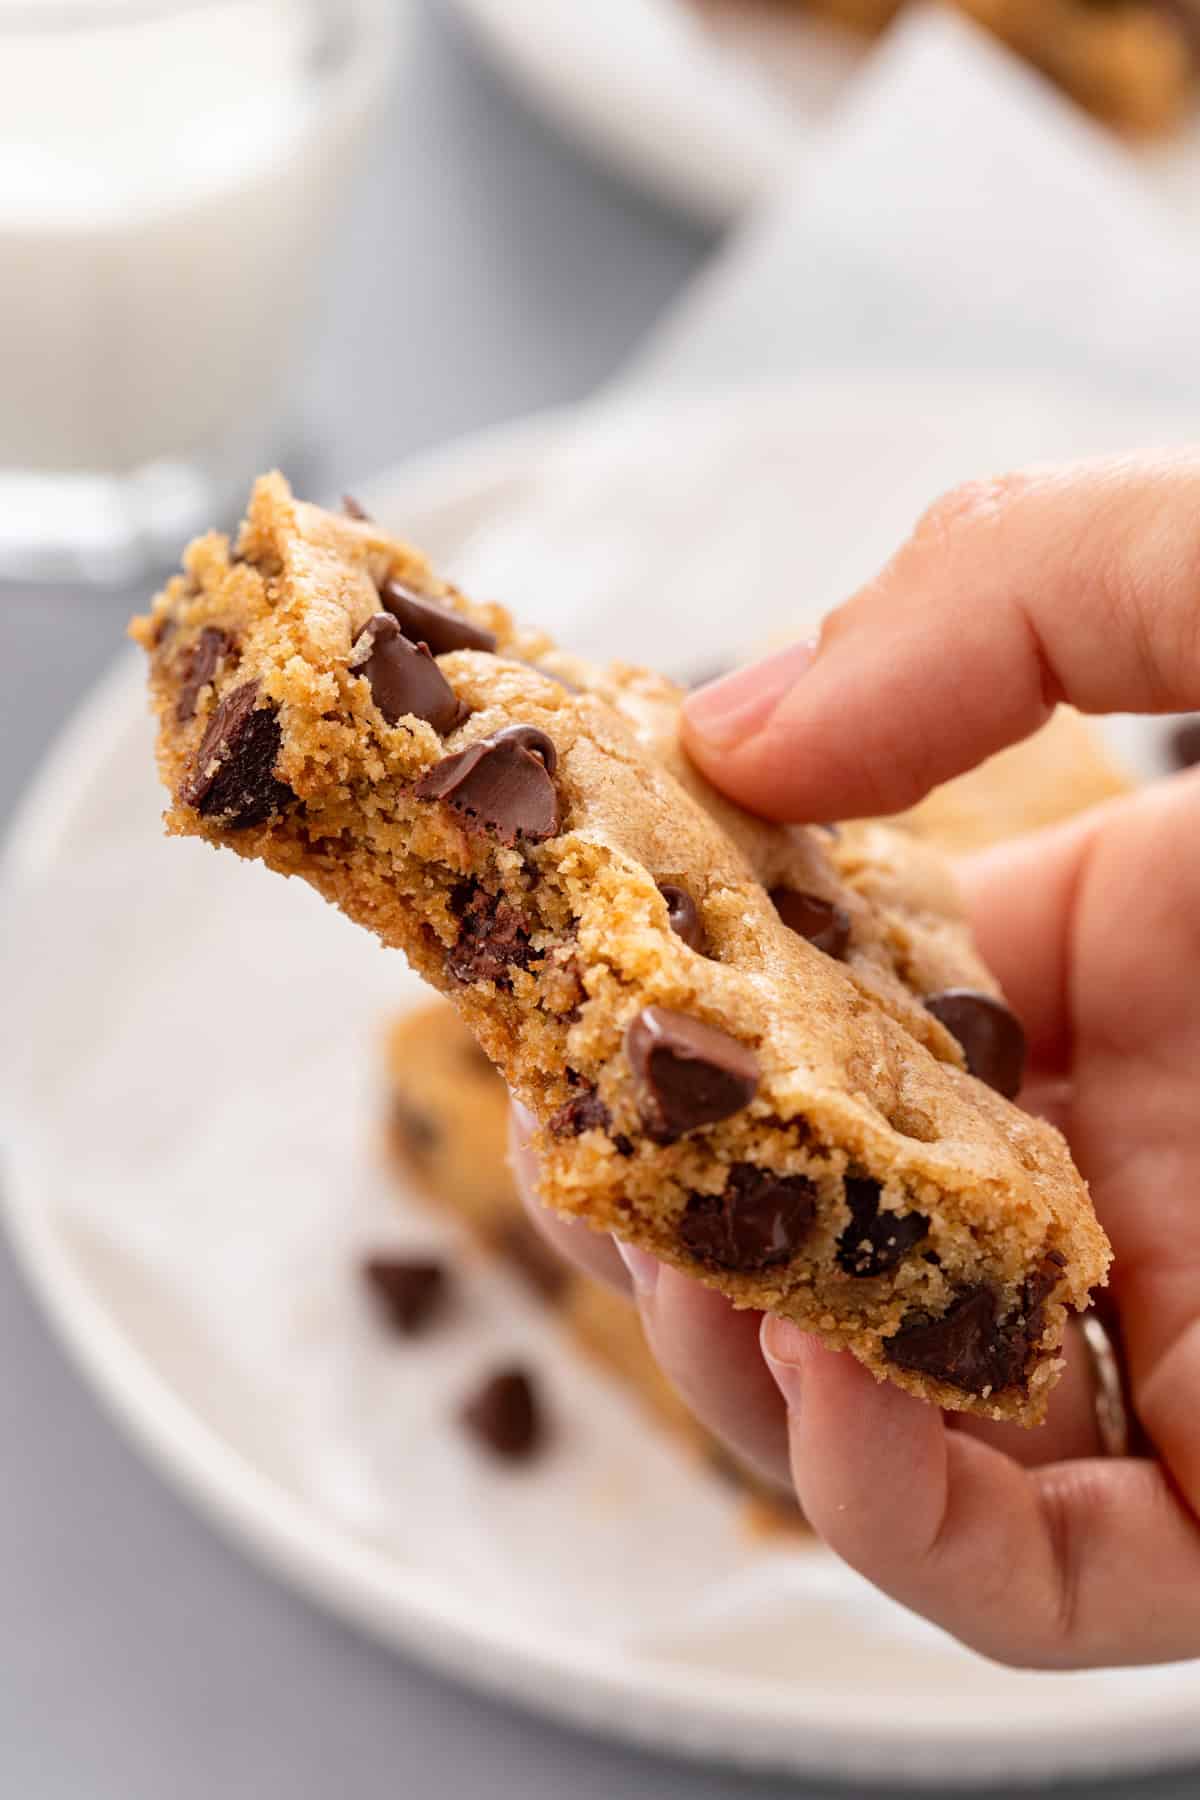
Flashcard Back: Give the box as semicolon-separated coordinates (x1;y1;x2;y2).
0;0;395;576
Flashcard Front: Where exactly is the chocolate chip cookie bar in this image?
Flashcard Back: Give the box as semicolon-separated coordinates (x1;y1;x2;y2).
131;475;1110;1425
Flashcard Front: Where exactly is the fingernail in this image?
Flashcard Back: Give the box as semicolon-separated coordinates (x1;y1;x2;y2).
615;1239;661;1299
684;638;817;752
760;1315;814;1411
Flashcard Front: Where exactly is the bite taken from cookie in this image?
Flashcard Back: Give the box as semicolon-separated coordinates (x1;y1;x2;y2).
130;475;1111;1425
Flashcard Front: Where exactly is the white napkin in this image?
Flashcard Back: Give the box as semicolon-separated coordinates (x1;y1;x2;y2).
634;6;1200;402
452;7;1200;669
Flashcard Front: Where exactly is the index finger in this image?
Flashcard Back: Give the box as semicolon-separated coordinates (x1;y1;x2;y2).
683;456;1200;822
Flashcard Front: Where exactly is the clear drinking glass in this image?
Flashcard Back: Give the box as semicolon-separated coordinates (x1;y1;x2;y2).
0;0;396;583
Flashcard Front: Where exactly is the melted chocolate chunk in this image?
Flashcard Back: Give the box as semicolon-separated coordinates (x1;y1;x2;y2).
625;1006;759;1141
884;1266;1062;1397
770;887;851;960
680;1165;816;1272
658;882;708;954
175;626;233;722
415;726;560;845
341;494;371;521
446;884;535;986
549;1086;612;1138
1169;717;1200;770
350;614;467;733
835;1176;930;1277
178;679;294;829
497;1219;568;1303
925;989;1027;1099
1018;1250;1067;1346
379;578;498;656
363;1256;447;1336
884;1288;1007;1394
461;1367;543;1461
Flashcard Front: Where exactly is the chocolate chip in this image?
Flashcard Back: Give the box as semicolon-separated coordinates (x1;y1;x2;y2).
1169;717;1200;770
461;1367;543;1461
497;1219;568;1303
884;1287;1006;1393
680;1165;815;1271
447;883;535;986
884;1280;1052;1397
350;614;467;733
341;494;371;521
178;679;294;829
770;888;851;960
549;1085;611;1138
363;1256;447;1335
625;1006;759;1141
1018;1252;1066;1346
175;626;233;722
925;989;1026;1099
415;725;560;845
835;1176;929;1277
380;578;498;656
658;883;708;954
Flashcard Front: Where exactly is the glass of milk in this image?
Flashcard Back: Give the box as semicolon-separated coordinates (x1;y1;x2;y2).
0;0;398;582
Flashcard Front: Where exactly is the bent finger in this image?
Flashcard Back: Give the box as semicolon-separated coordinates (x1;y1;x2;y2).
684;456;1200;821
763;1320;1200;1668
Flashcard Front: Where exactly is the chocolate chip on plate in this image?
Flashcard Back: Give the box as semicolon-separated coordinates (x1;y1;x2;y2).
625;1005;759;1141
884;1286;1025;1396
770;887;851;960
363;1256;448;1335
925;989;1027;1099
680;1165;816;1271
379;578;498;656
350;614;467;733
835;1176;929;1278
178;679;294;829
175;626;233;722
415;725;560;845
461;1366;544;1461
446;883;535;985
658;882;708;954
1168;717;1200;770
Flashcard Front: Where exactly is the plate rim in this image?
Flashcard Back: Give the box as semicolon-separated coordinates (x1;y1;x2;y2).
5;391;1200;1784
445;0;787;224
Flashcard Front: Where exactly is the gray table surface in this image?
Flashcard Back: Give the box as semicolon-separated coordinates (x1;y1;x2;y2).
1;6;1196;1795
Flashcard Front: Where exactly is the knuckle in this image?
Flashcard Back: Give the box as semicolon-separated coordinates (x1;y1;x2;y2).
908;471;1030;559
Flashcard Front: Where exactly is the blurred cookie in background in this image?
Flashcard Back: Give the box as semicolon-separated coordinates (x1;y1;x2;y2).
894;705;1131;853
694;0;1199;135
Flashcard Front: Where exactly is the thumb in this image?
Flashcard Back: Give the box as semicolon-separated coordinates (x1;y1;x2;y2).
681;458;1200;822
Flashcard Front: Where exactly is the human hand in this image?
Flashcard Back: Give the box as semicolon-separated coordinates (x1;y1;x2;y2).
514;456;1200;1669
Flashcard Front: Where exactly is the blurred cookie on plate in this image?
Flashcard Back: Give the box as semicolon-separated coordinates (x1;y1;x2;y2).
696;0;1198;134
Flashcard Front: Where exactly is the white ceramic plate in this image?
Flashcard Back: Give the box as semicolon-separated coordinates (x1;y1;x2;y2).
447;0;1200;226
3;378;1200;1786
